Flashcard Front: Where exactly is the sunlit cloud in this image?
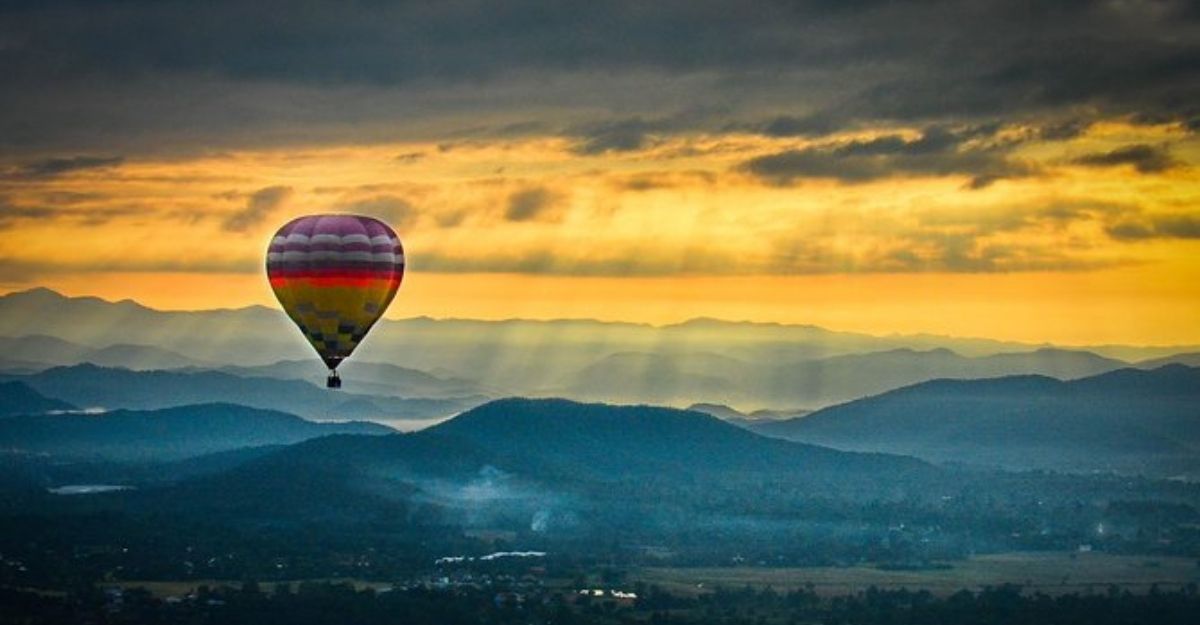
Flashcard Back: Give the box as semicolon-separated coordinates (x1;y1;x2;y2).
1107;214;1200;241
221;185;293;232
505;188;566;223
0;1;1196;343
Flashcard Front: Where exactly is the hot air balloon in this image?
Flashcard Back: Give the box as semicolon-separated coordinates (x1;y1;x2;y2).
266;214;405;388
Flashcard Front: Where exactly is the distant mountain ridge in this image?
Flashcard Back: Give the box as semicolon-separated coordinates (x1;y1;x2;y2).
0;334;207;371
2;288;1198;410
753;365;1200;476
0;402;393;461
4;364;479;423
685;402;811;428
1137;352;1200;369
556;346;1130;408
0;381;77;417
205;359;485;399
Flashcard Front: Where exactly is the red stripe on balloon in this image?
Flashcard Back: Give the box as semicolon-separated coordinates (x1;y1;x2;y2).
270;276;403;289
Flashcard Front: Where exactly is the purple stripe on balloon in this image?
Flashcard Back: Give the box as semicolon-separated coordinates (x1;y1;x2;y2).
303;242;376;253
268;260;404;271
271;238;397;252
267;214;405;270
319;215;367;238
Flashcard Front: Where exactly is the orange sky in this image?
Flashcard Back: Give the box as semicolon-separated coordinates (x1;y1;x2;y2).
1;121;1198;346
14;265;1199;346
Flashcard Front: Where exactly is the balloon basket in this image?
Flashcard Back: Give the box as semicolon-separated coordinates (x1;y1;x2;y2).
326;371;342;389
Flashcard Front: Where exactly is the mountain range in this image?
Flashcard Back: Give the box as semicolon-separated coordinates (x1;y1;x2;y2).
556;347;1131;407
0;334;208;372
3;364;479;423
108;398;938;528
205;359;486;399
0;402;392;461
9;392;1189;564
0;381;76;417
753;364;1200;476
4;288;1197;411
3;393;1195;570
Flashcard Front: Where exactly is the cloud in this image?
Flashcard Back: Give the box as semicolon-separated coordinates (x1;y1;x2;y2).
0;201;54;228
1106;214;1200;240
336;195;420;230
740;125;1034;187
613;170;718;191
415;246;741;276
505;187;563;222
413;194;1123;276
569;117;673;154
757;113;846;138
0;254;260;282
1038;119;1093;141
0;195;146;229
394;151;425;163
4;155;123;179
221;185;292;232
1071;144;1179;173
0;2;1195;154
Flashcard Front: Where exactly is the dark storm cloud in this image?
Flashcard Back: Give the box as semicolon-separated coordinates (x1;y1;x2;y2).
4;155;124;179
1107;215;1200;240
1072;144;1179;173
1038;119;1094;141
740;125;1034;187
568;111;719;154
571;118;665;154
0;1;1196;152
221;185;292;232
758;113;847;138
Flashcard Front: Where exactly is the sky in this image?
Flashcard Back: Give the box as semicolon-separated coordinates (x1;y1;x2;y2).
0;0;1198;345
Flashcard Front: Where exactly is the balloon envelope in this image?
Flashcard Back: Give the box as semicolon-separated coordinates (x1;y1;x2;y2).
266;214;405;370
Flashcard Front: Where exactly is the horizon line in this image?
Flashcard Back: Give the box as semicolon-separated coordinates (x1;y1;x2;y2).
3;286;1199;351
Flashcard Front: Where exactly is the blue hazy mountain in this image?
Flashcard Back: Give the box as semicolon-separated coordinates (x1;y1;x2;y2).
559;347;1129;407
6;364;479;422
4;289;1198;411
685;402;811;428
752;365;1200;476
685;402;750;421
207;359;486;399
427;398;927;478
1137;352;1200;368
0;334;207;371
0;402;392;461
122;398;933;524
0;380;77;417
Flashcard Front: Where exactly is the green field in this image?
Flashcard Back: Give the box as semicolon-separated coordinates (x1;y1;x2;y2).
634;552;1200;596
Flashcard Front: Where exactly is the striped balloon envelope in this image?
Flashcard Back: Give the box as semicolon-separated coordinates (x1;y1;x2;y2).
266;214;405;386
